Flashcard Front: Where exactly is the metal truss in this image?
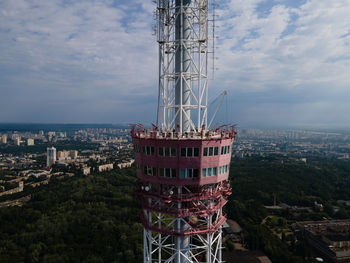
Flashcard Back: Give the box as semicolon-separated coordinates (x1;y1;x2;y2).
143;212;223;263
156;0;215;133
139;182;227;263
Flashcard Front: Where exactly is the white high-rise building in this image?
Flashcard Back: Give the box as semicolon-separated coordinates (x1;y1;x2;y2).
1;134;7;144
27;139;34;146
15;137;21;146
47;147;56;167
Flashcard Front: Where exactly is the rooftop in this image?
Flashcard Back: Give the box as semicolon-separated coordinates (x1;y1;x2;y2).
131;125;236;141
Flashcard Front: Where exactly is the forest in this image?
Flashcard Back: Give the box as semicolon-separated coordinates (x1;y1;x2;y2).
226;156;350;262
1;157;350;262
0;169;142;263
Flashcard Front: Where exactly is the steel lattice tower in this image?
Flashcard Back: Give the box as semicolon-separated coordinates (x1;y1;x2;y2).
132;1;235;262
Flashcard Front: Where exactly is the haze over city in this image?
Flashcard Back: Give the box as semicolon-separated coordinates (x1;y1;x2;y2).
1;0;350;128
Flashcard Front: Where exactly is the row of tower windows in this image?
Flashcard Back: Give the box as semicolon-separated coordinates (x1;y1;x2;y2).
180;168;199;178
203;147;219;156
135;145;231;157
201;167;217;177
219;165;229;175
159;168;177;178
201;165;229;177
142;146;155;156
159;147;177;157
144;166;177;178
221;146;230;155
180;147;200;157
134;145;141;153
141;165;229;179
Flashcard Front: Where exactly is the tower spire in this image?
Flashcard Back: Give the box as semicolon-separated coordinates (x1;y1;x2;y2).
157;0;211;133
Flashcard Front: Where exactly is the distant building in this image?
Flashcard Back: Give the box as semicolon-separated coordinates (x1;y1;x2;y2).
70;150;78;159
1;134;7;144
296;220;350;263
82;167;91;175
27;138;34;146
47;147;57;167
0;181;24;197
89;154;101;161
27;170;50;178
98;163;113;172
15;137;21;146
57;150;78;160
57;151;65;160
223;251;272;263
117;159;135;169
57;151;67;160
48;131;56;137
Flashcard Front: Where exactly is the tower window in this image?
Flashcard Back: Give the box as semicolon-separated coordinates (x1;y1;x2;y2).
180;147;200;157
134;144;140;153
203;147;219;156
143;146;155;156
159;168;176;178
201;167;218;177
180;168;199;178
219;165;229;175
143;166;156;176
158;147;177;157
221;145;231;155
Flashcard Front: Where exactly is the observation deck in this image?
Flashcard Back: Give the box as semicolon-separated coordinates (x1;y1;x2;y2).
131;126;236;186
132;125;235;237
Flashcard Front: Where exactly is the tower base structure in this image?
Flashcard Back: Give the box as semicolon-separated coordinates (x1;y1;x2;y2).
132;126;235;263
143;226;223;263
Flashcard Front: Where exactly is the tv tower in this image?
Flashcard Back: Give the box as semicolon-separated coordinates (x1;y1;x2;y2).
132;0;235;262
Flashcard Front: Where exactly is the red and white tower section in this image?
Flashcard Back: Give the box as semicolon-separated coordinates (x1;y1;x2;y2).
132;1;235;262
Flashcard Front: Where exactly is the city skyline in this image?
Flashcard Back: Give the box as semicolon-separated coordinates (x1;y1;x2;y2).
1;0;350;128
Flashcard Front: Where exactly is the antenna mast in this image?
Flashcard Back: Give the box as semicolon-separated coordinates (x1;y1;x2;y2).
157;0;215;133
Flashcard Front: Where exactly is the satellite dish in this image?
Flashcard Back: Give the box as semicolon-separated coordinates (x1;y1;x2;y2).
145;186;150;192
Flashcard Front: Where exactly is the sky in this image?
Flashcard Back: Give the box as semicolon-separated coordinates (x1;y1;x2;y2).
0;0;350;129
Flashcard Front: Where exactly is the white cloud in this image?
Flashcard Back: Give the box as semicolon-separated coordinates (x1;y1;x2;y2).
0;0;159;123
216;0;350;93
0;0;157;91
0;0;349;127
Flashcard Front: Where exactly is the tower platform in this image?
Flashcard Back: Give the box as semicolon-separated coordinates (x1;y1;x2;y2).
132;126;235;261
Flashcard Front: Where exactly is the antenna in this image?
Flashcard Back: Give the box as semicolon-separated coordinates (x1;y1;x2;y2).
208;90;228;129
156;0;217;133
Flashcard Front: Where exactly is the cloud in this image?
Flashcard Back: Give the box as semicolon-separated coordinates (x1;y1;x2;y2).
0;0;349;128
0;0;157;123
211;0;350;127
217;0;350;90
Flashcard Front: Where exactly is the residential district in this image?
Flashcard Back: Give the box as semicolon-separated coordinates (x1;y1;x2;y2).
0;127;134;201
1;126;350;263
